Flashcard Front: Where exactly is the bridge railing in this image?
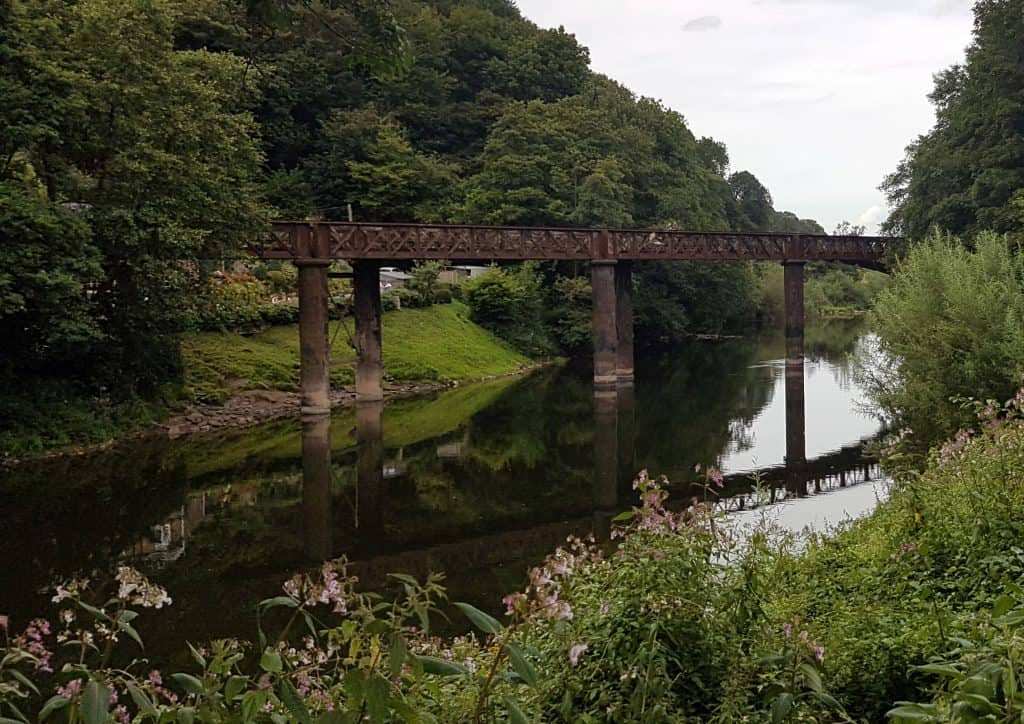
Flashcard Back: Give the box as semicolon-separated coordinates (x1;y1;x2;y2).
257;221;891;265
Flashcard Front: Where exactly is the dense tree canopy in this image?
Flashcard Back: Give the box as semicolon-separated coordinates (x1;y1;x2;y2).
883;0;1024;239
1;0;825;404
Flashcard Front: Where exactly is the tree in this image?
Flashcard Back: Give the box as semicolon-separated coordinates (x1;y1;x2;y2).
882;0;1024;239
1;0;264;392
728;171;774;231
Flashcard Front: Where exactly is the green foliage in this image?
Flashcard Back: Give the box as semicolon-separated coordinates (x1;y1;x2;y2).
883;0;1024;238
463;264;556;355
866;231;1024;453
406;260;443;306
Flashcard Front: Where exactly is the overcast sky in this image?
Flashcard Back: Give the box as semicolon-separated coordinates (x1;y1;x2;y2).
513;0;976;233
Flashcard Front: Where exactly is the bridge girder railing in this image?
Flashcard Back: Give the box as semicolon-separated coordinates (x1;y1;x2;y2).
257;221;891;267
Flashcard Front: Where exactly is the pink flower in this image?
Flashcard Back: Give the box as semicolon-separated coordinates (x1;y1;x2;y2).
502;593;526;616
568;643;588;666
782;623;793;638
707;468;724;488
813;645;825;662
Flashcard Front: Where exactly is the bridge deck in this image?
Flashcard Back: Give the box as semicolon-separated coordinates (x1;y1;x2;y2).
261;221;890;266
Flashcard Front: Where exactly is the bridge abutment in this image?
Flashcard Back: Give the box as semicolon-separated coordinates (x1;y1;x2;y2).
353;261;384;402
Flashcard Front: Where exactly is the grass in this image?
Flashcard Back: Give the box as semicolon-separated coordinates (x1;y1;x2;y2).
182;302;533;403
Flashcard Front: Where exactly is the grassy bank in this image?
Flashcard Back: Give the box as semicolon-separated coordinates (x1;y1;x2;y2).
1;303;534;459
182;301;533;403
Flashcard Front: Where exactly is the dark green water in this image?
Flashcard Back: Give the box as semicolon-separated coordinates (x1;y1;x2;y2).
0;320;883;664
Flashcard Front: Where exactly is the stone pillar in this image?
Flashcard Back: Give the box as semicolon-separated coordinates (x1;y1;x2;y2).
591;260;618;390
353;262;383;402
355;400;385;555
296;259;332;415
615;261;634;382
301;414;332;560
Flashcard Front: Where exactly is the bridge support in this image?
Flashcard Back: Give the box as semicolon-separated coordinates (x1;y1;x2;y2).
615;261;634;383
355;400;385;554
591;260;618;390
301;413;333;560
353;262;384;402
592;389;619;540
783;262;807;486
296;259;332;415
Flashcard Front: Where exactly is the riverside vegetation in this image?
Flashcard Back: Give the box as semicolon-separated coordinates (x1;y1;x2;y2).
4;401;1024;722
0;0;883;457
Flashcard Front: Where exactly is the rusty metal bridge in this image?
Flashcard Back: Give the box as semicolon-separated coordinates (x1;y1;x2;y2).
261;221;890;267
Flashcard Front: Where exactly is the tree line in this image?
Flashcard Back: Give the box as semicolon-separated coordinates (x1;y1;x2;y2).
1;0;827;418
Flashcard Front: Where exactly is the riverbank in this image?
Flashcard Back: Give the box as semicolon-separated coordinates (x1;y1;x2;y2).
0;302;543;463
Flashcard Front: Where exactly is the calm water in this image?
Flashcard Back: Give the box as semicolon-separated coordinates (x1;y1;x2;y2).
0;320;884;664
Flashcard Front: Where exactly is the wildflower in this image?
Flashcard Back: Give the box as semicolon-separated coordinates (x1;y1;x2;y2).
782;623;792;638
115;568;172;609
600;602;610;615
147;670;163;687
568;643;588;666
813;645;825;662
57;679;83;699
52;577;90;604
113;706;129;724
502;593;526;616
707;467;725;488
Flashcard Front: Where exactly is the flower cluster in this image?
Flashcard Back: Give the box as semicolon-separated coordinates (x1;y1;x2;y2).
782;620;825;663
12;618;53;673
503;535;601;623
281;559;356;614
115;567;172;609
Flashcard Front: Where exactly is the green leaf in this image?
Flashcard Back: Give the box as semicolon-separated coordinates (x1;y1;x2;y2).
611;510;635;523
415;655;469;676
279;680;313;724
506;643;538;688
8;669;39;696
389;633;408;677
993;593;1015;619
912;663;961;679
259;596;299;611
798;662;822;693
388;573;421;588
365;675;389;722
172;672;205;696
187;642;206;668
37;696;70;722
771;692;793;724
260;649;283;673
885;703;938;720
994;609;1024;628
177;707;196;724
119;620;144;650
505;697;531;724
127;683;157;716
225;675;248;701
81;680;110;724
453;602;502;635
241;690;268;723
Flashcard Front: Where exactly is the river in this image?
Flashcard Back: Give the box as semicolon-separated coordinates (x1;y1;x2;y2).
0;319;885;665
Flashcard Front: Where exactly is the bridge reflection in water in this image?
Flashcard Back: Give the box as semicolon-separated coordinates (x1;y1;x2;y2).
281;364;881;590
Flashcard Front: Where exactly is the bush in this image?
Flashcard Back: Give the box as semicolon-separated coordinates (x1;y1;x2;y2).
865;231;1024;454
434;286;453;304
464;264;556;355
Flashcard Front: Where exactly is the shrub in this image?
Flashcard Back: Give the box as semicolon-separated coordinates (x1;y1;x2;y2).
464;264;555;355
865;230;1024;454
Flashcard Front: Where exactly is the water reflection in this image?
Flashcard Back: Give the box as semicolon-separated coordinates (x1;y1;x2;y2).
0;320;884;655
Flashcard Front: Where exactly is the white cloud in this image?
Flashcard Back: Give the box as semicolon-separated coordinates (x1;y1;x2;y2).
514;0;974;233
855;205;887;233
682;15;723;31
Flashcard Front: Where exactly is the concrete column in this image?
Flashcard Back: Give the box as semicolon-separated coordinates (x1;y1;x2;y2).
355;400;385;555
353;262;383;402
301;414;332;560
296;259;332;415
591;260;618;390
615;261;634;382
